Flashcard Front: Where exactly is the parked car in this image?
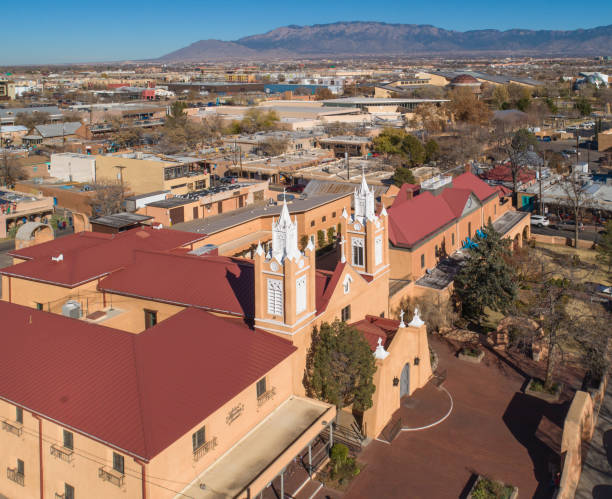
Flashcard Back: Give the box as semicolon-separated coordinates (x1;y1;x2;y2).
287;183;306;193
531;215;550;227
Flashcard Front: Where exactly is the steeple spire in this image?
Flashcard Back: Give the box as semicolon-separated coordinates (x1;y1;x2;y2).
272;195;300;262
354;168;376;223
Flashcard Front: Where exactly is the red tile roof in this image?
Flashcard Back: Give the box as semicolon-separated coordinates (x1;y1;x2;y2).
1;227;205;287
480;165;536;185
315;262;346;313
99;251;255;316
0;302;295;460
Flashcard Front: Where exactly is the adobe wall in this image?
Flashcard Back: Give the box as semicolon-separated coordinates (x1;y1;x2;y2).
532;233;595;250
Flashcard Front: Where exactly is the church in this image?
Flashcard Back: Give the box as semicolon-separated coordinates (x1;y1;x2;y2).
0;174;432;499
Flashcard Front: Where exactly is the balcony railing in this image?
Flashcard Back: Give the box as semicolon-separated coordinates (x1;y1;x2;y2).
98;466;124;487
193;436;218;461
50;444;74;462
257;387;276;407
7;467;24;486
2;420;23;436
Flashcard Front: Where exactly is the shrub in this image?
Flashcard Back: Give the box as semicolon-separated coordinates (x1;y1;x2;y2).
327;226;335;245
471;477;514;499
300;235;309;251
317;229;326;248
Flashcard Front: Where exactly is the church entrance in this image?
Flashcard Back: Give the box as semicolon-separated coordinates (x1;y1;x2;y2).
400;363;410;398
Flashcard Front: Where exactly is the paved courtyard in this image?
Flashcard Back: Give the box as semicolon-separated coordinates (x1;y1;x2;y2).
337;335;571;499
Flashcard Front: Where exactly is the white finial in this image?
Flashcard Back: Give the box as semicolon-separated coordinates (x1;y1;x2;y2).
399;309;406;328
255;241;264;256
380;205;388;217
339;236;346;263
341;207;349;219
306;238;315;252
374;336;389;360
408;307;425;327
51;253;64;262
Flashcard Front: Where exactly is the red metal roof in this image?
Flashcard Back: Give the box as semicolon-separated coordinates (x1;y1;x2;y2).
99;251;255;316
480;165;536;185
350;315;401;350
315;262;346;313
1;227;206;287
0;302;295;460
388;172;497;248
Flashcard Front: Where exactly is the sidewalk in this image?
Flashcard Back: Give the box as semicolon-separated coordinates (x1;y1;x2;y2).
575;377;612;499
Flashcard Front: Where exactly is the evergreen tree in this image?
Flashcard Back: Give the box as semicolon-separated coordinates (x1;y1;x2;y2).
596;220;612;278
454;224;518;322
304;321;377;412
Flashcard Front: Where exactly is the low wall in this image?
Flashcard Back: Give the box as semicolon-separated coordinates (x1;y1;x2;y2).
532;233;595;250
557;391;595;499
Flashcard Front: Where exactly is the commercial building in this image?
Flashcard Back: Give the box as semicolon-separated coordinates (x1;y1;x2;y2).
49;153;97;183
0;79;16;101
0;189;55;238
22;122;82;148
94;152;211;195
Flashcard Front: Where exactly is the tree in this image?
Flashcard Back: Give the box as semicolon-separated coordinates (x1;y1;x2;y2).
454;224;518;322
259;137;289;157
402;135;425;166
327;226;335;245
424;139;440;163
560;170;591;249
448;87;491;125
372;128;425;167
15;111;50;129
492;85;510;109
504;128;537;205
0;151;26;186
88;180;127;216
304;321;377;412
392;167;416;187
317;229;326;249
596;220;612;278
314;88;334;100
237;108;280;134
575;97;592;116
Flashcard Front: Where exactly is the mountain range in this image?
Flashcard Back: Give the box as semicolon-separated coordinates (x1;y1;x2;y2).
157;22;612;61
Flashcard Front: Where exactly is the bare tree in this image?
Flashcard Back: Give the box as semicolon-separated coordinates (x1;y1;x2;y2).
560;170;591;248
88;180;127;216
259;137;289;157
0;151;26;187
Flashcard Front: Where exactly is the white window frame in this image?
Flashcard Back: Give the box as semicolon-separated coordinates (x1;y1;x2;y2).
351;237;364;267
267;279;283;316
296;275;307;314
375;235;383;266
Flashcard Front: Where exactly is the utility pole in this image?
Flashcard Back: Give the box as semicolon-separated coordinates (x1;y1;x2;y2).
539;150;545;215
115;165;127;207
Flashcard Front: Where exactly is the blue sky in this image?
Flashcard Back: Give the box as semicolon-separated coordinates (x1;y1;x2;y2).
3;0;611;65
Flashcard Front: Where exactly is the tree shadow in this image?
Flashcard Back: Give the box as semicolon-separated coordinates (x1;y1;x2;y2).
503;392;569;498
593;485;612;499
603;429;612;467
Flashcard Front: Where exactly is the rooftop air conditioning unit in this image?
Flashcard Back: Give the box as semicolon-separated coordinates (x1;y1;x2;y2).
61;300;82;319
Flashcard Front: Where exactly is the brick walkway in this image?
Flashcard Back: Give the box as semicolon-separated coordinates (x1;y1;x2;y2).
334;335;572;499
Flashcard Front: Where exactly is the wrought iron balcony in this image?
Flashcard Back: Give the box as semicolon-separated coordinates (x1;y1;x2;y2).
257;387;276;407
7;467;24;486
50;444;73;462
193;436;218;461
98;466;124;487
2;420;23;436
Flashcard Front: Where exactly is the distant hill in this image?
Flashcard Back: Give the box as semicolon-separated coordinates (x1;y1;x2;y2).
157;22;612;61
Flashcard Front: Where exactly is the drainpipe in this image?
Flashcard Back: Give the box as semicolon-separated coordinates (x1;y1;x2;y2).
134;458;147;499
32;414;44;499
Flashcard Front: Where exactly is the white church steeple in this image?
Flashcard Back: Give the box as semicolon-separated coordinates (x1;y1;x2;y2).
271;193;300;262
354;169;376;223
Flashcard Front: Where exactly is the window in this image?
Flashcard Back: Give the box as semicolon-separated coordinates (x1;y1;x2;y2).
17;459;24;476
452;233;455;246
351;238;364;267
63;430;73;450
192;427;205;452
310;220;315;227
468;222;472;238
341;305;351;322
16;407;23;424
35;302;43;311
256;377;267;398
494;204;497;215
420;254;425;268
112;453;124;475
435;245;439;257
332;211;336;218
488;216;492;225
296;276;307;314
267;279;283;316
65;484;75;499
144;309;157;329
375;235;383;265
322;216;326;222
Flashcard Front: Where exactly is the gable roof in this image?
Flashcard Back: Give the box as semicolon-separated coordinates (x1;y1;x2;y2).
0;302;295;461
315;262;346;313
1;227;205;287
99;251;255;316
388;172;498;248
350;315;401;350
33;122;82;138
